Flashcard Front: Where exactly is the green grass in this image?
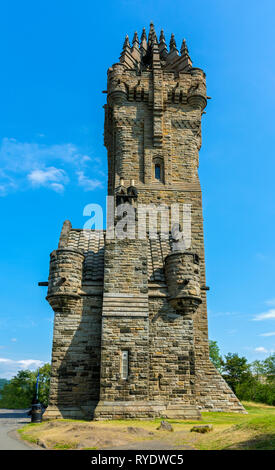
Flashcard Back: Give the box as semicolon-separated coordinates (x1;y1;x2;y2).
17;402;275;451
53;442;78;450
17;428;39;445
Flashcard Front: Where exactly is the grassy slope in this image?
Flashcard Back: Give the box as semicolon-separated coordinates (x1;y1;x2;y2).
18;402;275;450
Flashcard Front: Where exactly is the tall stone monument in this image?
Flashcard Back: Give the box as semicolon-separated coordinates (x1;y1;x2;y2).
43;24;245;420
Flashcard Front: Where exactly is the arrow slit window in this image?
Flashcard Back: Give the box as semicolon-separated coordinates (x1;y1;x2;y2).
121;350;129;380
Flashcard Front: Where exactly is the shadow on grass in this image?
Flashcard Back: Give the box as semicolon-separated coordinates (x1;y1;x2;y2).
227;433;275;450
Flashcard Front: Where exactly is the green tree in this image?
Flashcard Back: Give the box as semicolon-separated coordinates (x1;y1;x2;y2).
0;378;9;390
37;363;51;406
209;340;223;372
0;364;51;409
0;378;9;399
222;353;252;393
262;353;275;383
251;359;265;379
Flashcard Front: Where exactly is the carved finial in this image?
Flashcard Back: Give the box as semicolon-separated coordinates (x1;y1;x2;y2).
148;22;157;45
120;34;136;68
132;31;139;46
159;29;166;44
159;29;168;59
141;27;147;41
140;27;147;57
123;34;131;50
179;38;192;69
180;38;189;55
169;33;177;51
131;31;141;62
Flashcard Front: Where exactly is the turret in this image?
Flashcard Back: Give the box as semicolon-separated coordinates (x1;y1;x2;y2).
164;251;202;314
46;221;84;312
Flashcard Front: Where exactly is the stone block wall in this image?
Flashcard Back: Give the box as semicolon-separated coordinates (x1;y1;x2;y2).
44;247;103;420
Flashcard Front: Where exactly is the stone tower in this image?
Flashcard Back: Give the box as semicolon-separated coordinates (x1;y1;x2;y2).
43;24;245;420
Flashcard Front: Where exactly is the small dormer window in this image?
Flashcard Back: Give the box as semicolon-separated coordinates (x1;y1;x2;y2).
153;157;164;183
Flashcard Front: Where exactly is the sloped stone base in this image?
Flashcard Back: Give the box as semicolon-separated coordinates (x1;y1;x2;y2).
196;363;247;413
93;401;202;420
42;403;97;421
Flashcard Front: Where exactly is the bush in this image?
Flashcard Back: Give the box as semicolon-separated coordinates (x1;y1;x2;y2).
236;379;275;406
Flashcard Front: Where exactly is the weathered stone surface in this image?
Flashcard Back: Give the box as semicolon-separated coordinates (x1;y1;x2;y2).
43;24;246;422
190;424;213;433
157;421;174;432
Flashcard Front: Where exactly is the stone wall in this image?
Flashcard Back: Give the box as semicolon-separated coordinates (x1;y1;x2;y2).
44;247;103;420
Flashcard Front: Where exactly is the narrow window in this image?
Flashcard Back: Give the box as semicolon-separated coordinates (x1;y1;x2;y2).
121;350;129;380
153;157;164;183
155;163;161;180
158;373;163;390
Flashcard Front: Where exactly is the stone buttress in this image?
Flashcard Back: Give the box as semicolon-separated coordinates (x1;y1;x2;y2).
43;24;245;420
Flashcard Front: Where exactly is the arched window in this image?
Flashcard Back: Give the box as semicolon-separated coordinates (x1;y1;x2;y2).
153;157;164;183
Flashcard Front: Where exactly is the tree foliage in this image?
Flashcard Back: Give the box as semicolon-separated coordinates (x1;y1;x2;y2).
209;340;223;372
222;352;252;393
0;363;51;409
209;341;275;405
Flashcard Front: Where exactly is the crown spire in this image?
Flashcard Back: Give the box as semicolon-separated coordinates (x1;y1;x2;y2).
140;27;147;57
179;38;192;70
118;27;192;72
148;22;157;46
131;31;140;62
159;29;168;59
169;33;177;52
132;31;139;46
159;29;165;43
120;34;136;68
180;38;188;55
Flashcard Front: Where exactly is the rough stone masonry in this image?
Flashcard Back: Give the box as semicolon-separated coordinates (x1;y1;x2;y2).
43;24;246;420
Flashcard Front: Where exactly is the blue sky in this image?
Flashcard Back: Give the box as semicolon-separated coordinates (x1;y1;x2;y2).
0;0;275;379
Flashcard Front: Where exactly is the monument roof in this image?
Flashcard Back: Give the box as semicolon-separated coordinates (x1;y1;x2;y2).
117;22;193;73
58;222;174;283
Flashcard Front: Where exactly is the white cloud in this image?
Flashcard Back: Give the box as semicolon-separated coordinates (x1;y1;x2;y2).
0;138;77;172
253;309;275;321
0;358;45;379
265;299;275;307
28;167;68;192
10;338;17;343
254;347;268;353
77;171;104;191
260;331;275;337
0;137;105;195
